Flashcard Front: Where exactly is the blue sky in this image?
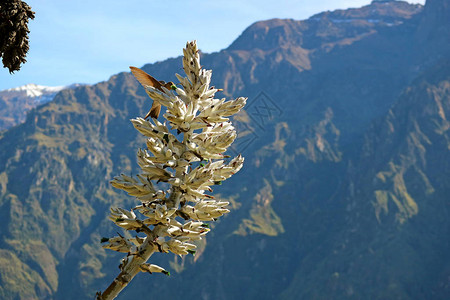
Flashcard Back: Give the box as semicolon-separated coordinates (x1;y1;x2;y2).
0;0;425;90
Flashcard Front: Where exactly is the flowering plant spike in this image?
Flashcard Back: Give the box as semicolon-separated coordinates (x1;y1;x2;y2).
96;41;246;300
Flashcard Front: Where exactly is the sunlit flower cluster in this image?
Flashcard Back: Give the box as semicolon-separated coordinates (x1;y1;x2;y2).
98;41;246;300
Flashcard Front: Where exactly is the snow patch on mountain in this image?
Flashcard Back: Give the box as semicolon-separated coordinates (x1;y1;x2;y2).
4;83;66;102
2;83;83;104
6;83;65;97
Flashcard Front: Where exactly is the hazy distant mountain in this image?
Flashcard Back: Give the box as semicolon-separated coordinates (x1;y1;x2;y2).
0;83;83;131
0;0;449;299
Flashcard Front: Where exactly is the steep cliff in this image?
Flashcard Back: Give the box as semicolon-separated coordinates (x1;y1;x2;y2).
0;1;449;299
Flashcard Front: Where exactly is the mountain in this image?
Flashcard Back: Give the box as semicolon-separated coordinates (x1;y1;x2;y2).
0;0;449;299
0;83;82;131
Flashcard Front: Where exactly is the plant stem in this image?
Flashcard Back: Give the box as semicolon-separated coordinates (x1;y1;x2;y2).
97;240;157;300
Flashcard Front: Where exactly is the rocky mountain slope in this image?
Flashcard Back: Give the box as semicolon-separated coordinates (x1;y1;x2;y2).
0;84;81;131
0;0;449;299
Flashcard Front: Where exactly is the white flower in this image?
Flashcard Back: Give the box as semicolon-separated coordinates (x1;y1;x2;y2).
109;207;142;230
99;41;246;300
140;263;170;276
102;236;135;253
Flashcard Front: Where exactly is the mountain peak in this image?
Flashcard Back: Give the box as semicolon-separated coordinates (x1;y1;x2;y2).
4;83;67;98
0;83;84;131
228;1;422;52
2;83;84;100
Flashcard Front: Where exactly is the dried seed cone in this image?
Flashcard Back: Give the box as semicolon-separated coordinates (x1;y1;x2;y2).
0;0;35;72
